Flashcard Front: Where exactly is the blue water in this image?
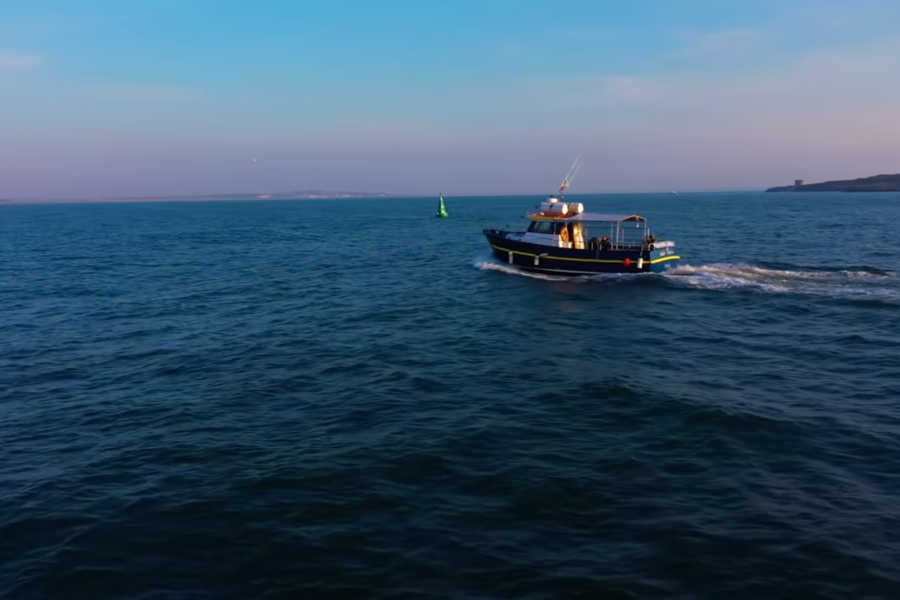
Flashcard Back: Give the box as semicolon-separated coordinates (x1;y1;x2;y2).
2;192;899;599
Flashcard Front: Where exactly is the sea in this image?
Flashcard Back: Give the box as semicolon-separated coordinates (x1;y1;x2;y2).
1;192;899;599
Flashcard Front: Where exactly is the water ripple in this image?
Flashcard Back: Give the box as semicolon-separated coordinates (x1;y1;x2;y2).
2;194;900;598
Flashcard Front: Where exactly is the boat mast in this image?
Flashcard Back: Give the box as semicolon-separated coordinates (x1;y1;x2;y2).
557;155;582;201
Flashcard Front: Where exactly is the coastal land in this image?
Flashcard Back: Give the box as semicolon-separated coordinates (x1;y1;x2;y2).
766;173;900;192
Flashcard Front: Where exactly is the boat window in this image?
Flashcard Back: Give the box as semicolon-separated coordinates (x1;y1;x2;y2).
586;224;616;241
618;222;648;247
527;221;556;234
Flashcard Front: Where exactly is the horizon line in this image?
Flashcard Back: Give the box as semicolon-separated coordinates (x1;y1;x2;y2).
0;189;768;205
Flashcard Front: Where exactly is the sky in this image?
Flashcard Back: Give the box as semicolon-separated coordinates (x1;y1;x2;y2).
1;0;899;198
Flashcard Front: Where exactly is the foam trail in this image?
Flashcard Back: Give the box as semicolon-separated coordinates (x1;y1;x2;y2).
664;263;900;303
669;263;892;281
474;259;655;284
474;260;578;282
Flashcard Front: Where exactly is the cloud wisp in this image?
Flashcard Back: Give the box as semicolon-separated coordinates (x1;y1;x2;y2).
0;51;44;73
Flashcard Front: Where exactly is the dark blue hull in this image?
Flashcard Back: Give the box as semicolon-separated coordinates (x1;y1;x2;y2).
484;229;680;275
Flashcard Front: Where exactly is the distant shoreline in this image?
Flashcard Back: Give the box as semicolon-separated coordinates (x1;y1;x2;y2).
0;190;765;205
767;173;900;193
0;191;397;205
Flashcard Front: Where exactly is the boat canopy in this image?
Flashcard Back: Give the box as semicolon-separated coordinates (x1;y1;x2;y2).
529;212;647;223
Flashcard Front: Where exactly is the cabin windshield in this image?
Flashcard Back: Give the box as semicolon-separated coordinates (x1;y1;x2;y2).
527;221;558;234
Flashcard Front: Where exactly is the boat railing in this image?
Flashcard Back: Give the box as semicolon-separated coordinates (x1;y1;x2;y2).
585;240;674;252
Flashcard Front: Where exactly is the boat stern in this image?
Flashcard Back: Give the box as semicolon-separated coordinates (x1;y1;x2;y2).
646;241;680;273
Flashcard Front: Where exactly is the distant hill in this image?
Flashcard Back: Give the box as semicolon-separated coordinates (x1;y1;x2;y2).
766;174;900;192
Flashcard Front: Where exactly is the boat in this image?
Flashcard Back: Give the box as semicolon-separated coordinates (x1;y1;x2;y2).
482;159;680;275
436;193;449;218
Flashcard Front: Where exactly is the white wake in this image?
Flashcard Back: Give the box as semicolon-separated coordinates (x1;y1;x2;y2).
663;263;899;303
475;258;899;303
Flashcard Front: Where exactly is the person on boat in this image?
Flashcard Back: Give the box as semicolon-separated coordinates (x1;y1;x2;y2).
644;235;656;250
600;235;611;251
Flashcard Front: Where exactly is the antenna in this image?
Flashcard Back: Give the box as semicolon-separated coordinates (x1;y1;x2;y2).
558;155;582;199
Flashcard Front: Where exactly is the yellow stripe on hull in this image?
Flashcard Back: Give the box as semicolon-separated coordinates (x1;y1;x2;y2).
650;255;681;264
492;245;680;265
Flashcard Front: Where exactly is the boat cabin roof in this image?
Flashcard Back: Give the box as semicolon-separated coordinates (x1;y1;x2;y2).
528;212;647;223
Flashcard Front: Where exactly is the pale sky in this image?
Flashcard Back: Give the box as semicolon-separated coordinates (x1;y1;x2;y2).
1;0;899;198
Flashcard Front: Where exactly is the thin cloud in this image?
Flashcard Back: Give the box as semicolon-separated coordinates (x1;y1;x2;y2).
675;28;761;57
794;2;900;32
83;84;202;102
540;37;900;130
492;41;528;63
553;27;619;41
0;52;44;72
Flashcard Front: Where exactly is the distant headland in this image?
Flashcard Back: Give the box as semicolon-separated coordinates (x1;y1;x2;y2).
766;174;900;193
